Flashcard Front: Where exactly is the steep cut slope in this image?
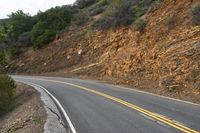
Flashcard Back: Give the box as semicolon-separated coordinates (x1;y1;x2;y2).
8;0;200;102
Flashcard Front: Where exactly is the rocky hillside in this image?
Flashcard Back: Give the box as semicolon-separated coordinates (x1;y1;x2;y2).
7;0;200;102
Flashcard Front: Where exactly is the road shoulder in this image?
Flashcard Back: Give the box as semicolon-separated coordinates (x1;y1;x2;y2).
0;83;46;133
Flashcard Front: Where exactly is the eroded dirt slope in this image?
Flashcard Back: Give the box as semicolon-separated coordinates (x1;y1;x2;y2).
8;0;200;103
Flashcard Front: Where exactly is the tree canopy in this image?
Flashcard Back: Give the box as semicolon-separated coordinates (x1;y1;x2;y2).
31;6;72;49
0;6;73;65
8;10;35;41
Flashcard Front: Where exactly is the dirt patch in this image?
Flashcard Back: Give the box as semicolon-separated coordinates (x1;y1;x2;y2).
0;83;46;133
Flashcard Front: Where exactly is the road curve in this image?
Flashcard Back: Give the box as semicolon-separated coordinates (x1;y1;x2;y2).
12;76;200;133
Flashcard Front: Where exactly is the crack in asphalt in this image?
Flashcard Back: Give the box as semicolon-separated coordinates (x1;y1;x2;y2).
47;106;68;129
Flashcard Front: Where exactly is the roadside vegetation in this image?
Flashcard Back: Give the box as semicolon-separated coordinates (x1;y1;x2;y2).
0;72;16;116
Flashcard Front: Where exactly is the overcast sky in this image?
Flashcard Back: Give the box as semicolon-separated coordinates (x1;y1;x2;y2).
0;0;76;19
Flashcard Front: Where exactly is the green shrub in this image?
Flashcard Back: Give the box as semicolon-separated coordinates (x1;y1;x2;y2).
8;10;35;41
0;22;7;42
31;21;48;44
16;32;32;47
0;74;16;116
133;0;161;19
33;115;41;124
76;0;97;9
72;11;90;26
192;3;200;25
90;6;107;16
93;0;157;30
135;19;147;33
0;22;12;44
5;45;21;61
94;0;134;29
0;52;6;66
88;0;108;11
33;29;56;49
148;0;163;12
89;0;108;16
132;1;147;20
31;6;72;49
166;15;175;30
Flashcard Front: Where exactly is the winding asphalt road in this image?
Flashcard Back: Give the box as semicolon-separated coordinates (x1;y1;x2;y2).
12;76;200;133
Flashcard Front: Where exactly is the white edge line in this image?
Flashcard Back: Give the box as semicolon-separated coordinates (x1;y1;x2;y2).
15;80;77;133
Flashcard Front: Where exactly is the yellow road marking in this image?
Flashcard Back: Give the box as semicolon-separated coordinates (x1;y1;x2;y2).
17;77;200;133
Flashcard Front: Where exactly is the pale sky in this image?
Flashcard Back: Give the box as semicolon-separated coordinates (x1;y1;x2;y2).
0;0;76;19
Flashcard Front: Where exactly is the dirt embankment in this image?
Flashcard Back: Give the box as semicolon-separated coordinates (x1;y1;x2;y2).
0;83;46;133
7;0;200;103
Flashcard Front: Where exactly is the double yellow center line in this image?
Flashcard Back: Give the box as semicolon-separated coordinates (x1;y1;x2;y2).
18;77;199;133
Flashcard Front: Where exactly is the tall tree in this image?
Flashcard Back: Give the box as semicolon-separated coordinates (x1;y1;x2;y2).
8;10;35;40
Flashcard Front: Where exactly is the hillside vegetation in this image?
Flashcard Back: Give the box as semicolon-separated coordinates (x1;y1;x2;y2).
2;0;200;102
0;0;160;66
0;6;74;65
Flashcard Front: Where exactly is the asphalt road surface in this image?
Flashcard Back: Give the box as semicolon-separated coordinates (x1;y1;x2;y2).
12;76;200;133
